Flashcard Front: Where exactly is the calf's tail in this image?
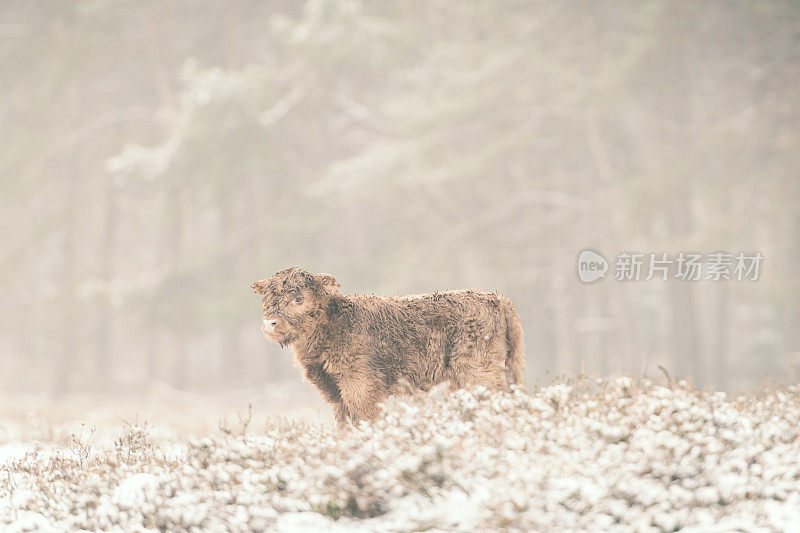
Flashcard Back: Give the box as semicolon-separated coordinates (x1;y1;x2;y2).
500;299;525;388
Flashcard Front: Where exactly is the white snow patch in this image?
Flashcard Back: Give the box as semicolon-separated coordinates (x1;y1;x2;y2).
5;512;53;533
3;379;800;531
274;512;350;532
0;444;59;466
112;473;159;510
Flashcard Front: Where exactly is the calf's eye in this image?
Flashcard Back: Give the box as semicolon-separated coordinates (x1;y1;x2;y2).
293;295;304;304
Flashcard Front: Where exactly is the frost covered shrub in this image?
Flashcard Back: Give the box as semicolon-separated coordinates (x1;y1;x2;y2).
2;378;800;532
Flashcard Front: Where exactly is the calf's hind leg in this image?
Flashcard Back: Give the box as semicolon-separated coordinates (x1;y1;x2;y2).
447;340;507;391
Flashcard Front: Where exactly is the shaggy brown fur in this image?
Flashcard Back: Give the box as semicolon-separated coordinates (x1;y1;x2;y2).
252;267;525;428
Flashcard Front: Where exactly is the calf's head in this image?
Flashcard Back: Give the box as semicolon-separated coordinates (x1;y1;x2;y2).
251;267;340;346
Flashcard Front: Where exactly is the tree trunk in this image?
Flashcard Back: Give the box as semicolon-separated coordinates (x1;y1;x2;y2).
94;174;116;388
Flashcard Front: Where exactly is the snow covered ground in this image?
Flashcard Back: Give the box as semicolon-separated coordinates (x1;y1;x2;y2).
2;377;800;532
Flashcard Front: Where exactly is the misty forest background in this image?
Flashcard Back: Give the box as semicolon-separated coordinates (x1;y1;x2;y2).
1;1;799;395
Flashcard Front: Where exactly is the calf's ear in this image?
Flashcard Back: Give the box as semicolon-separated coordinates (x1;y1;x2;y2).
251;279;270;294
314;273;340;293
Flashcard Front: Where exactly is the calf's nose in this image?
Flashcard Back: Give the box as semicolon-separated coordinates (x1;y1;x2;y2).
263;317;278;333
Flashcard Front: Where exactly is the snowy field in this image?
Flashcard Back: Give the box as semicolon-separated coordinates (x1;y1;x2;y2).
2;377;800;532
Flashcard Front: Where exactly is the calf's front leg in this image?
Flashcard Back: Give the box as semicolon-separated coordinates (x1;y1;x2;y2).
302;362;349;428
332;402;351;429
338;373;385;425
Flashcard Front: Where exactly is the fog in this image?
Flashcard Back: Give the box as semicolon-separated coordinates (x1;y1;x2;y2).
1;0;799;395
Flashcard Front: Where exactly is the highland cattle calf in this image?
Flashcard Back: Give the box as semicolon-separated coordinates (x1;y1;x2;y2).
252;267;525;427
